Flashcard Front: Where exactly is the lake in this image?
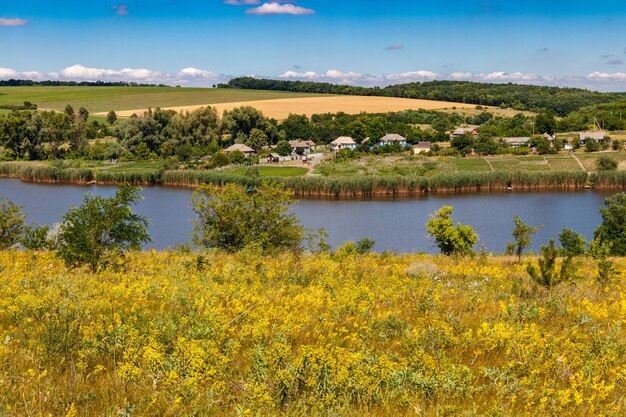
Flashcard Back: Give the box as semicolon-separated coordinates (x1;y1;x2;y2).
0;178;616;253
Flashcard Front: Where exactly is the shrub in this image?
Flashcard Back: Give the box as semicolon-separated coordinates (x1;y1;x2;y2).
426;206;478;256
191;182;303;253
20;224;51;250
596;155;618;171
0;198;25;249
594;193;626;255
56;186;151;271
558;228;586;257
588;237;617;287
526;239;574;289
509;215;542;262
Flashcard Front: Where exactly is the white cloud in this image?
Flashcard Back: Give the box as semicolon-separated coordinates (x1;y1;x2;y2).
385;70;438;81
479;71;538;81
59;64;161;81
0;64;229;86
280;70;320;79
0;67;44;79
449;72;473;79
246;2;314;15
588;71;626;80
0;18;28;26
177;67;220;79
0;68;18;78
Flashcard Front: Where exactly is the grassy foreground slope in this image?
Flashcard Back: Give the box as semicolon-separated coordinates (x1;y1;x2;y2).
0;86;327;113
1;250;625;416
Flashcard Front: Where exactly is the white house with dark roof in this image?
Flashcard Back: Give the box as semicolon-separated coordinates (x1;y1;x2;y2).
330;136;357;151
502;137;531;148
413;141;432;154
288;140;313;155
377;133;408;147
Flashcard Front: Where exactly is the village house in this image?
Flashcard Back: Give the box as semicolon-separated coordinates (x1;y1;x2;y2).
542;132;555;142
377;133;408;147
502;137;531;148
266;153;281;163
330;136;357;151
578;131;606;145
412;141;432;154
449;127;479;139
223;143;255;157
288;140;313;155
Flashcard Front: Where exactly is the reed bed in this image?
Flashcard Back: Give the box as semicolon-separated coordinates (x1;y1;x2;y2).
94;169;163;185
590;171;626;189
0;162;616;195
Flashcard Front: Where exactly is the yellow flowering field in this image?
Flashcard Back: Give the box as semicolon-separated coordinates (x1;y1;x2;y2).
0;250;625;416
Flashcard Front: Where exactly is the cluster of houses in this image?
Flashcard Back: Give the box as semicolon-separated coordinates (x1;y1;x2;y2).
501;131;607;150
221;129;610;162
329;134;432;155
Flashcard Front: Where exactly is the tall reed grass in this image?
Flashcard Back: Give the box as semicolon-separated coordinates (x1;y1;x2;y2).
0;162;615;195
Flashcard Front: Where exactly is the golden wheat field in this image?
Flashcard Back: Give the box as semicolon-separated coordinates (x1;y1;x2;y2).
1;250;625;416
103;96;479;120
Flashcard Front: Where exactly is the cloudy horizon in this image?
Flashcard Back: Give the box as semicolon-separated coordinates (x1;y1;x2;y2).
3;1;626;92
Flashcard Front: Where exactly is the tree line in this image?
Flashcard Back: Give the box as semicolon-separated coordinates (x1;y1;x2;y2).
222;77;626;117
1;103;557;162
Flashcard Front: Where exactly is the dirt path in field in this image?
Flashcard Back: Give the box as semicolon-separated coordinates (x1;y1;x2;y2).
571;154;587;172
484;158;495;172
95;96;480;120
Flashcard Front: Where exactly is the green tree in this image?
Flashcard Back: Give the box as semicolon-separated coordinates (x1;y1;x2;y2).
191;182;303;253
534;112;557;135
274;140;292;156
0;198;25;249
57;186;151;271
247;128;268;151
594;193;626;255
597;155;618;171
355;237;376;254
585;140;601;152
78;107;90;123
64;104;75;118
20;224;51;250
106;111;118;126
509;215;542;262
526;239;574;289
588;237;618;287
558;228;586;257
426;206;478;256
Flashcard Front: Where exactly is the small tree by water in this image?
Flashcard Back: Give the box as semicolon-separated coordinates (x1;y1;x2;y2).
191;182;303;253
0;198;25;249
527;239;574;289
57;186;151;271
426;206;478;256
508;215;542;262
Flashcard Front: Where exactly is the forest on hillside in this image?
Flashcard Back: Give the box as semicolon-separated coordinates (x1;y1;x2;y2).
221;77;626;117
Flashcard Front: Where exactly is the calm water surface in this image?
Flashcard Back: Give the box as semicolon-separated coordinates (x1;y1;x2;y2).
0;179;616;253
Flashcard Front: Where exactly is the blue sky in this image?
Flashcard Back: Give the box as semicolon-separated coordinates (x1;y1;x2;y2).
2;0;626;90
